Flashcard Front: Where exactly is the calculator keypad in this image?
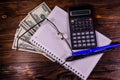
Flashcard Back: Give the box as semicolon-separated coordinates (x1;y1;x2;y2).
70;17;97;49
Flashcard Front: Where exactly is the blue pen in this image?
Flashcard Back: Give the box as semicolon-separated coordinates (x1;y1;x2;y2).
66;42;120;61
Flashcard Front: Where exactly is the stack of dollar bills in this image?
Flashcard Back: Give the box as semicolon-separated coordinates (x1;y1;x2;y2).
12;2;54;61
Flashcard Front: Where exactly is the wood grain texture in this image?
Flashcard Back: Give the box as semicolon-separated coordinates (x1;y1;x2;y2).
0;0;120;80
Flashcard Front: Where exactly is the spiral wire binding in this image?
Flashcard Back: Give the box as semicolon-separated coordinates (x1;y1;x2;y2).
16;17;85;79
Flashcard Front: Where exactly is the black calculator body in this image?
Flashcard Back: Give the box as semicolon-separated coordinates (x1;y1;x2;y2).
68;5;97;50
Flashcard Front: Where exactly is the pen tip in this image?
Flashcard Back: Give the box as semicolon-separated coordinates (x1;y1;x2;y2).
66;57;73;62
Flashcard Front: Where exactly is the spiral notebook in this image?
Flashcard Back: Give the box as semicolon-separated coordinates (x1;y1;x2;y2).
30;6;111;80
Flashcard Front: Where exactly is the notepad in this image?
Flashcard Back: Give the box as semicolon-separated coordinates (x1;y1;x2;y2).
30;6;111;80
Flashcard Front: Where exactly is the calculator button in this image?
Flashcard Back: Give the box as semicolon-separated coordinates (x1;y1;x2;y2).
88;18;92;21
91;39;95;42
73;37;77;39
91;43;95;46
77;33;80;35
75;28;78;30
87;43;91;46
87;39;90;42
71;25;75;28
79;27;82;30
78;22;81;24
90;31;94;34
85;21;89;23
72;33;76;36
78;40;81;43
76;21;78;24
82;36;85;39
86;36;90;38
82;40;86;43
73;41;77;43
86;32;89;34
90;35;94;38
81;32;85;35
77;36;81;39
78;44;82;47
75;24;77;27
71;20;74;23
83;44;86;46
73;44;77;47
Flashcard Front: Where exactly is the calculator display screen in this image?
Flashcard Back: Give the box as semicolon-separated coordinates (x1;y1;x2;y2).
70;9;91;16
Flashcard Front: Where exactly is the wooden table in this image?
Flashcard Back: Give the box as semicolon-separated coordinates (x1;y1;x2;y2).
1;0;120;80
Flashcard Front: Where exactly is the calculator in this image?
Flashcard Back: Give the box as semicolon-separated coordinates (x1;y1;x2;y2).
68;5;97;50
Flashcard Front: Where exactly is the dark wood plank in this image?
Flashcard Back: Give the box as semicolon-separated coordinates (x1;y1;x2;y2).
0;0;120;80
